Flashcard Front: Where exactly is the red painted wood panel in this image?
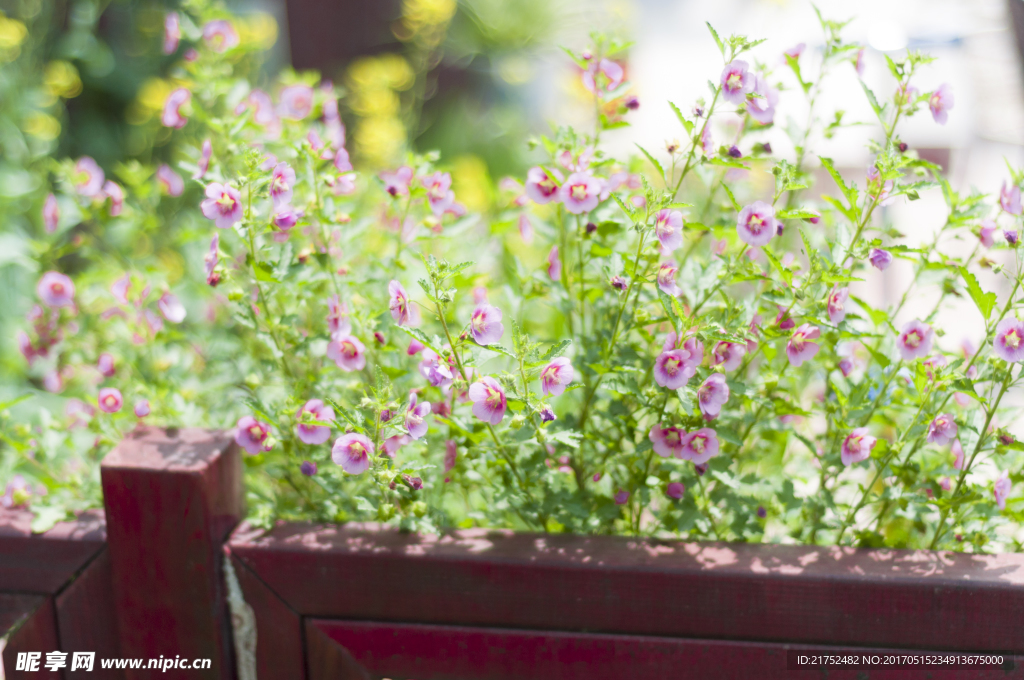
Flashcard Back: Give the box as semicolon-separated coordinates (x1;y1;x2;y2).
2;596;60;680
227;551;305;680
101;426;244;680
231;523;1024;654
0;508;106;593
305;618;372;680
56;548;123;679
311;619;1024;680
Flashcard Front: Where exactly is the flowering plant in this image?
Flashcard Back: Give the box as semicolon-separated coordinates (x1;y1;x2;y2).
6;5;1024;551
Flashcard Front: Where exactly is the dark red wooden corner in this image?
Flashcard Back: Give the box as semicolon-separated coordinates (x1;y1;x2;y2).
5;426;1024;679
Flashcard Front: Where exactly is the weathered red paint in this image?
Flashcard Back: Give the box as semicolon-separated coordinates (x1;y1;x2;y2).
0;508;106;593
311;619;1024;680
2;596;60;680
227;551;305;680
230;522;1024;653
56;549;123;680
305;618;371;680
101;426;243;679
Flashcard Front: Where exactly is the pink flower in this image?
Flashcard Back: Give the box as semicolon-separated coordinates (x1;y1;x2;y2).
423;171;456;216
854;48;865;78
468;377;507;425
994;471;1012;511
272;206;301;230
547;246;562;281
827;286;849;324
296;399;335;445
654;347;696;390
470;304;504;345
98;387;123;414
43;193;59;233
657;261;681;296
158;292;186;323
746;75;779;125
381;166;414;197
163;12;180;54
866;165;894;206
332;433;373;475
786;324;821;367
246;90;278;127
736;201;777;247
927;413;958;445
1007;230;1020;245
203;20;239;52
1001;181;1022;215
541;357;574;396
444;440;458;474
205;235;219;286
111;273;131;305
1;475;32;509
700;122;714;156
405;393;431;440
525;166;562;204
270;163;295;207
720;59;754;104
388;280;411;326
869;248;892;270
711;342;745;372
419;349;454;388
680;428;719;465
666;482;685;499
74;157;105;197
201;183;243;229
327;335;366;372
939;476;952;492
278;85;313;120
784;43;806;60
994;318;1024;362
516;213;534;244
407;339;425;355
654;209;683;252
582;58;624;93
697;373;729;420
896;320;934;361
614;489;630;505
155;165;184;197
928;84;953;125
979;219;997;248
841;427;877;466
558;172;602;214
327;295;351;338
103;181;124;216
194;139;213;180
775;306;795;331
37;271;75;308
161;88;190;128
97;353;116;378
134;400;151;418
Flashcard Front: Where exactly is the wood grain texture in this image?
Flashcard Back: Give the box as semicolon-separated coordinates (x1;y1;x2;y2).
311;619;1024;680
0;508;106;593
101;426;244;679
227;551;305;680
305;618;372;680
2;596;60;680
231;522;1024;653
56;548;123;680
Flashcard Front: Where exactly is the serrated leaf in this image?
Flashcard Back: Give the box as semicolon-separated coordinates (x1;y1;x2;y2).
668;101;693;133
959;267;996;320
635;144;666;185
395;325;442;355
720;183;741;212
548;429;583;449
541;339;571;361
762;248;792;286
479;344;516;359
776;208;820;220
253;261;280;283
706;22;725;56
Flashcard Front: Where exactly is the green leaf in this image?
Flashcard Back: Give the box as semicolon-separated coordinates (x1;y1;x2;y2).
541;339;572;361
776;208;820;220
253;261;280;283
479;344;516;359
668;101;693;134
706;22;725;56
658;288;682;334
860;81;883;118
819;156;858;208
548;430;583;449
959;267;996;320
396;325;443;355
720;183;741;212
635;144;666;185
762;248;792;286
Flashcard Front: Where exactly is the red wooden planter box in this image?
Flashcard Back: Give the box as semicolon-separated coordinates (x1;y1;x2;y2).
3;427;1024;679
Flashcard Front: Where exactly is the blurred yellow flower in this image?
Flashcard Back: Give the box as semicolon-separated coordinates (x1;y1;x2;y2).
128;77;188;125
235;13;278;51
354;118;405;168
348;54;414;92
451;155;493;212
23;112;61;140
402;0;457;31
0;13;27;60
44;61;82;99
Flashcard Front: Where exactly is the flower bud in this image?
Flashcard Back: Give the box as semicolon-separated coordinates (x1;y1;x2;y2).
411;500;428;517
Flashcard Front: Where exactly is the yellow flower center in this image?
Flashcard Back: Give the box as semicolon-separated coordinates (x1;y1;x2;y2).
726;73;742;89
1007;330;1021;349
906;331;921;348
570;184;588;201
248;425;262;439
216;192;235;209
691;436;706;453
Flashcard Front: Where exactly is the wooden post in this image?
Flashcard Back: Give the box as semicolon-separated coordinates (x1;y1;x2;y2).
101;427;243;679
